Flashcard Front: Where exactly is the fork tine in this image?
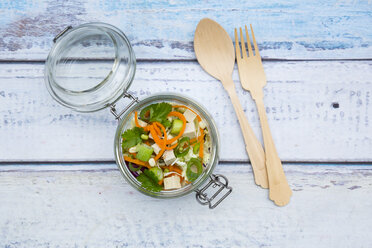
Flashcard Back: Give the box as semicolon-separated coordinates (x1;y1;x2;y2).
239;27;247;58
244;25;253;57
234;28;241;60
250;24;260;57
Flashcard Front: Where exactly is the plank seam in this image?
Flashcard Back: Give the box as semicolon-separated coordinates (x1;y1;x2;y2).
0;58;371;64
1;161;372;165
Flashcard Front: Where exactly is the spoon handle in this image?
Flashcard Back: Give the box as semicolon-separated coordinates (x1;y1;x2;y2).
255;97;292;206
222;77;268;189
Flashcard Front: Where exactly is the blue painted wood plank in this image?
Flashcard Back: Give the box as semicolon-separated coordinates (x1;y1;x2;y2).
0;0;371;60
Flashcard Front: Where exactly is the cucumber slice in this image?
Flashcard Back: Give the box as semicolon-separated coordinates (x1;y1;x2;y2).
136;144;154;162
145;167;164;182
171;119;183;135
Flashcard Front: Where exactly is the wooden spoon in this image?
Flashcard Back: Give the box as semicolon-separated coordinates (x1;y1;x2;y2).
194;18;268;189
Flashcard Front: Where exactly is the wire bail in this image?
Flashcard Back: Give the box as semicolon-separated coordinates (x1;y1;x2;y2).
195;174;232;209
110;92;139;120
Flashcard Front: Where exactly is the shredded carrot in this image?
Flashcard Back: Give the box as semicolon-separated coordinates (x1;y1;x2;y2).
172;105;201;121
165;142;178;150
145;140;151;146
165;173;183;182
162;165;183;175
134;111;141;128
170;165;183;174
199;129;205;158
155;150;165;161
199;140;204;158
149;125;166;160
166;111;186;144
198;128;205;142
153;122;171;155
150;125;164;146
153;123;162;136
158;179;164;185
152;121;178;150
190;128;204;145
134;111;150;131
154;122;167;141
124;156;151;169
162;165;184;182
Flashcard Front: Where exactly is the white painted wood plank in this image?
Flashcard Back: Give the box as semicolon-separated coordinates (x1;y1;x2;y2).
0;61;371;162
0;0;371;60
0;163;371;247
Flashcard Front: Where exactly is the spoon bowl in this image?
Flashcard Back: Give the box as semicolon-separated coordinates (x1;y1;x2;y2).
194;18;235;81
194;18;268;189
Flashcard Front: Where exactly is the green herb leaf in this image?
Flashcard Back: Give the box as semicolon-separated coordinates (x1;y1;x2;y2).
140;103;172;124
137;170;163;192
121;127;146;151
150;102;172;123
162;119;172;129
129;163;141;172
139;105;153;122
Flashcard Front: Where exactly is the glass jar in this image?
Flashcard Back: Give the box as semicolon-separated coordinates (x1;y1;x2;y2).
45;22;232;208
45;22;136;112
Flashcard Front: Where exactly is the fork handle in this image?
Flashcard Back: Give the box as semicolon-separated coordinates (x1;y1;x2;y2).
255;96;292;205
222;78;268;189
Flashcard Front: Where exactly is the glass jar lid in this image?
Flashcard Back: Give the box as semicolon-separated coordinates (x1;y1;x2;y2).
45;22;136;112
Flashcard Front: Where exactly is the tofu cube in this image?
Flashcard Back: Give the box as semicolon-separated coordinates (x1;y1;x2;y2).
167;134;177;145
163;150;177;165
198;120;206;130
151;143;161;155
183;109;197;123
164;175;181;190
137;119;148;128
183;123;197;139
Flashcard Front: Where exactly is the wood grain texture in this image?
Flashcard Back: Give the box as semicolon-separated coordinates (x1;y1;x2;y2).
0;163;371;248
0;61;371;162
235;25;292;204
194;17;268;188
1;1;371;247
0;0;371;60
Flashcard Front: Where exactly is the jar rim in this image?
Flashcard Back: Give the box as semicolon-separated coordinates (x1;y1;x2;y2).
44;22;136;112
114;93;220;198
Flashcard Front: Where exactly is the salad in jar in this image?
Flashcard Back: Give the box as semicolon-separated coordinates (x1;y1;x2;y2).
121;102;211;192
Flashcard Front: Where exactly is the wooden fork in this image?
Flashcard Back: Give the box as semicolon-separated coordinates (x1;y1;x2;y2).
234;25;292;206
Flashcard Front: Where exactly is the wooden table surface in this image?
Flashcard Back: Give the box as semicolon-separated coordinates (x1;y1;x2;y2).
0;1;371;247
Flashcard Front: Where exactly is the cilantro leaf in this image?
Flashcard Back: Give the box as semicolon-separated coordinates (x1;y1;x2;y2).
140;103;172;124
162;119;172;128
121;127;145;151
150;102;172;123
139;105;153;121
137;170;163;192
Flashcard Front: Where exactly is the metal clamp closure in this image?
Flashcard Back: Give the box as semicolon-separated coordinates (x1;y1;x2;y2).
195;174;232;209
110;92;139;120
53;26;73;43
